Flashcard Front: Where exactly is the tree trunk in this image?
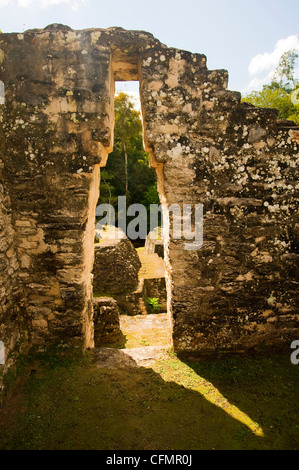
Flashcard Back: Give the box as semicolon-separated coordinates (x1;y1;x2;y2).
123;141;128;196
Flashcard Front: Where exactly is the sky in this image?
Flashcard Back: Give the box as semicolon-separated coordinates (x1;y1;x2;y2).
0;0;298;99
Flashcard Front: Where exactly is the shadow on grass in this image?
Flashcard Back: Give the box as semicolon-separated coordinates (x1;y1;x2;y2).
179;347;299;450
0;348;298;450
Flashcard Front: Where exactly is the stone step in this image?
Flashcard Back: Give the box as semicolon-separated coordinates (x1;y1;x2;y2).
137;249;166;280
94;345;168;368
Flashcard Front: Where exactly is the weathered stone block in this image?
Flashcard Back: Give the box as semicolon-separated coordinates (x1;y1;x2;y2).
145;227;164;258
93;228;141;295
93;297;121;346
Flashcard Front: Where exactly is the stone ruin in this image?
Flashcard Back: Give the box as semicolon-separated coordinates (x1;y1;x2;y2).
0;24;298;390
93;225;167;319
93;297;121;347
93;226;141;299
145;227;164;259
93;225;145;316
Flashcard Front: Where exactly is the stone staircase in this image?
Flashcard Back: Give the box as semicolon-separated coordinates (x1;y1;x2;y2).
94;313;171;368
110;247;167;316
93;238;168;350
137;248;166;280
133;248;167;314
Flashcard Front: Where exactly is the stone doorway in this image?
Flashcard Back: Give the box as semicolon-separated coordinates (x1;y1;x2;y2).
91;77;173;350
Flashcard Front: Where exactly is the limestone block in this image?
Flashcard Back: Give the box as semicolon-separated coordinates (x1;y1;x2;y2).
93;228;141;295
93;297;121;346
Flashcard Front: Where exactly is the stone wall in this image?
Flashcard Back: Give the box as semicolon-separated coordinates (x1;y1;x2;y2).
0;25;113;353
0;24;298;373
0;163;27;399
139;49;299;353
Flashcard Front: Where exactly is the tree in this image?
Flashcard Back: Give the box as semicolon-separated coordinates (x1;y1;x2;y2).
243;50;299;125
99;92;160;240
113;92;142;197
274;49;298;91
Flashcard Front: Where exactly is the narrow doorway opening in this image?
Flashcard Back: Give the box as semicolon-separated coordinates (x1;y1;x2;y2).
92;80;171;351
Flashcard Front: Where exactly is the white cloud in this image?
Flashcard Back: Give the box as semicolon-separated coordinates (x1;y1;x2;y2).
0;0;13;6
243;69;276;94
243;35;299;93
249;35;299;76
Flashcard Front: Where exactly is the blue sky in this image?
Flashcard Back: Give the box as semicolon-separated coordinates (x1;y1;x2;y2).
0;0;298;96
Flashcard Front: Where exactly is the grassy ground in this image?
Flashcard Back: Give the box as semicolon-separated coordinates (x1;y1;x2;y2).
0;347;298;450
119;314;170;348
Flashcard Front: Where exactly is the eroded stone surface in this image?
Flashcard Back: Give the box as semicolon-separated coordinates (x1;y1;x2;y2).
93;297;121;346
93;228;141;295
94;346;167;368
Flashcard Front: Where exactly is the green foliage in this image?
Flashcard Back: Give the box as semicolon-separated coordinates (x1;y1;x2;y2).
147;297;162;312
141;181;160;210
99;92;160;237
243;49;299;125
114;92;142;145
244;86;299;124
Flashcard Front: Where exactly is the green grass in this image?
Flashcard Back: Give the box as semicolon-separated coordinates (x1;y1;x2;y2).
0;349;298;450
